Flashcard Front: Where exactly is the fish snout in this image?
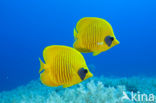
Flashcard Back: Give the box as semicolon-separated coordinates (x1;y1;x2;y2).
113;39;120;45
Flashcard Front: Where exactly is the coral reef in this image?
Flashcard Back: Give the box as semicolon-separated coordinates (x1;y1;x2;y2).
97;76;156;94
0;76;156;103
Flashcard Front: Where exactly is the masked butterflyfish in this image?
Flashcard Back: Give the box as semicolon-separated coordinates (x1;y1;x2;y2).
73;17;120;56
39;45;93;88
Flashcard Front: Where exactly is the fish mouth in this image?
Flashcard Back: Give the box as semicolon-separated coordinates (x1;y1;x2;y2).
87;72;93;78
113;39;120;46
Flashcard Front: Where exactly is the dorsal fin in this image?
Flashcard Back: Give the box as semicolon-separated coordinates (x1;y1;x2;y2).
76;17;96;31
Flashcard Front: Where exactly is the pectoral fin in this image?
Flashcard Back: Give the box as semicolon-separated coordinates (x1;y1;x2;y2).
63;84;73;88
93;51;101;56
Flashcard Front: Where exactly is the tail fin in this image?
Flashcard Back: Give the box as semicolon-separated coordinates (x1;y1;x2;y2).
74;28;78;40
39;58;45;73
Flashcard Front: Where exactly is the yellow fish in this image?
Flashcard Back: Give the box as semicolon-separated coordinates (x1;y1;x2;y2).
39;45;93;88
73;17;120;56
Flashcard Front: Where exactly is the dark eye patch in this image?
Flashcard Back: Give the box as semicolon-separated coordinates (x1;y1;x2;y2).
78;68;88;80
105;36;114;47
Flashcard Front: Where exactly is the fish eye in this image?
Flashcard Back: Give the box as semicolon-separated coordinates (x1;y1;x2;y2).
84;69;88;73
110;37;114;41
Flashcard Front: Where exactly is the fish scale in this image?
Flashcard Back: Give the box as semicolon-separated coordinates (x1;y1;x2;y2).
88;24;92;49
93;24;95;48
60;54;63;83
61;53;65;83
86;31;89;49
61;50;66;83
65;52;69;83
68;52;72;81
66;50;71;83
62;50;66;83
65;50;70;83
66;52;69;83
57;53;62;84
57;53;61;84
56;55;60;84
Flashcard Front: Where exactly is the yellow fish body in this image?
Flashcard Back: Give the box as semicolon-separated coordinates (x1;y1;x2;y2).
73;17;120;56
39;45;93;88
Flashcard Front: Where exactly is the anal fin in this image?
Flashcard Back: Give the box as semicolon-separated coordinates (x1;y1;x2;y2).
63;84;73;88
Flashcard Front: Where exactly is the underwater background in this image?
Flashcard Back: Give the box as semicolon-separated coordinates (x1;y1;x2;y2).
0;0;156;102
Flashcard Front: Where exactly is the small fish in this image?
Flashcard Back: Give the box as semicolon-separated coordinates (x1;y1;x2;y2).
73;17;120;56
39;45;93;88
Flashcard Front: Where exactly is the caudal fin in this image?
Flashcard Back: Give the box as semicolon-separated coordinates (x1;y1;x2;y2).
39;58;45;73
74;28;78;40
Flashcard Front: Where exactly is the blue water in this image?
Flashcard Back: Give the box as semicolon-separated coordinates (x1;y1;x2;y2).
0;0;156;92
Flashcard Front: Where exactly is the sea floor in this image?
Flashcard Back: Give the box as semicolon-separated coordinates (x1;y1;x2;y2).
0;76;156;103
